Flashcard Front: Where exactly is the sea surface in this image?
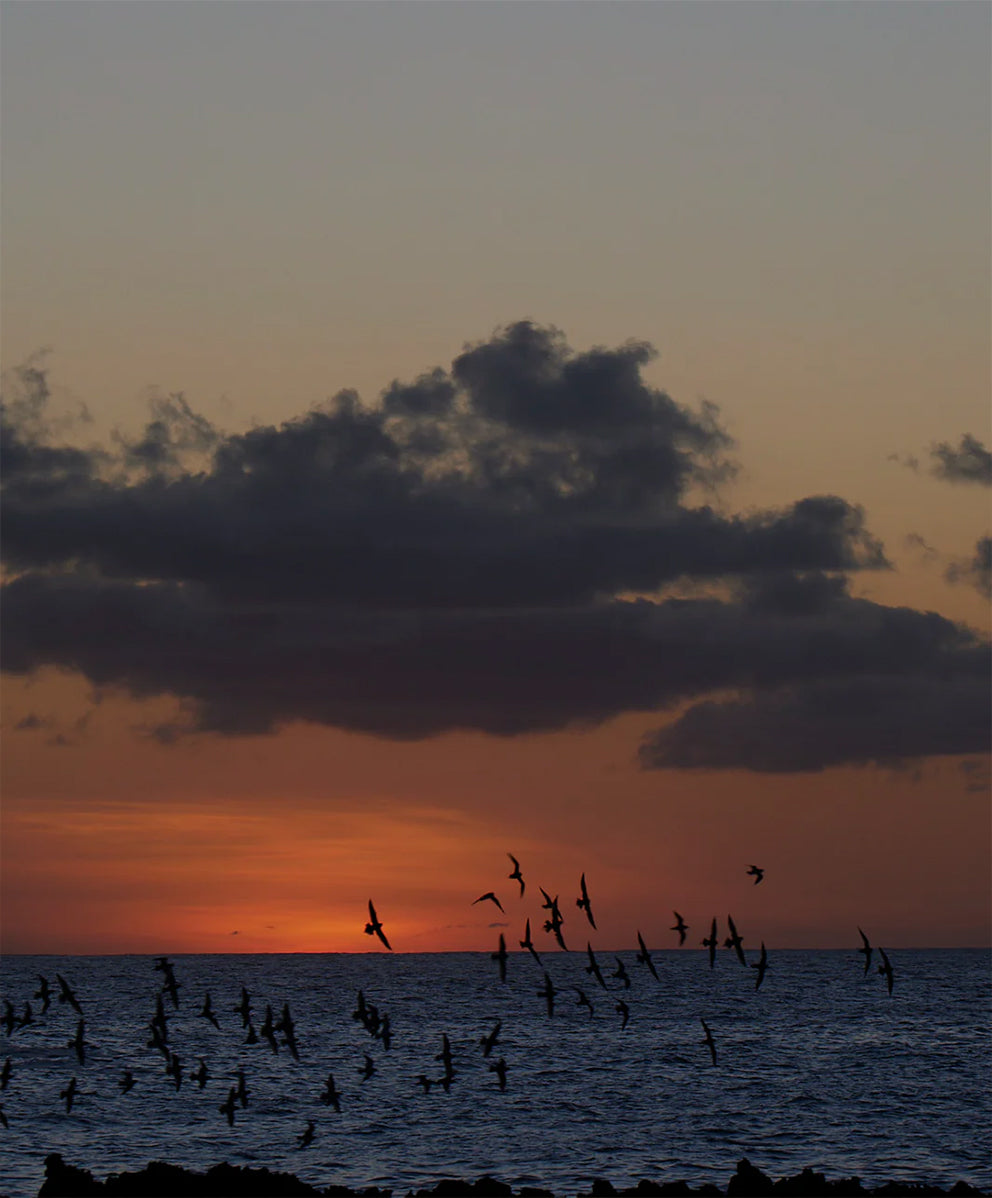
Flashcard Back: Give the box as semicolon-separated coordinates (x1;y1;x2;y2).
0;950;989;1197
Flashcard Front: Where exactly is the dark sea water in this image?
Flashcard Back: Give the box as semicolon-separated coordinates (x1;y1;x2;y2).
0;950;989;1197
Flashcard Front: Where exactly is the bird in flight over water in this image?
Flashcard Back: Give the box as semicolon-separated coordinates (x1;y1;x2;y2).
724;915;747;966
857;927;873;976
520;918;542;964
365;900;392;950
700;1019;717;1066
480;1021;502;1058
585;942;607;990
746;864;764;885
877;947;895;995
702;918;719;968
473;892;505;913
507;854;525;897
671;912;689;946
751;942;769;990
491;933;508;982
576;873;597;929
636;931;660;980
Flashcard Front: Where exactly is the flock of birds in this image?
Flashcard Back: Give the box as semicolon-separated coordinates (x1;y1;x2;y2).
0;854;897;1154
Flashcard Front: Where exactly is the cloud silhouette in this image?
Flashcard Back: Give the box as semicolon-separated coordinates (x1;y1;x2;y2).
2;322;987;772
945;536;992;599
929;434;992;486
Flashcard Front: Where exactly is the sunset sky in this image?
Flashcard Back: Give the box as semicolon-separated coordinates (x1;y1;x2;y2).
2;1;989;955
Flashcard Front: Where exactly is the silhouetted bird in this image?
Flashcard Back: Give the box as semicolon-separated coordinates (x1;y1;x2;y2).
17;1003;32;1030
60;1076;79;1113
576;873;597;929
155;958;180;1008
1;1003;16;1037
360;1053;376;1082
492;933;508;982
297;1120;315;1149
636;932;659;980
416;1074;433;1094
234;987;252;1028
574;987;595;1018
34;976;52;1014
539;887;556;912
616;1000;630;1030
542;893;568;951
671;912;689;946
473;891;505;914
435;1034;454;1079
724;915;747;966
489;1056;508;1091
480;1021;502;1058
585;943;607;990
199;992;220;1029
166;1052;183;1091
1;1059;11;1091
507;854;525;897
751;942;769;990
702;918;718;968
857;927;873;976
56;975;83;1016
244;1021;258;1046
236;1069;249;1108
365;900;392;950
276;1003;300;1060
746;865;764;885
119;1069;136;1094
612;958;631;989
150;994;169;1044
319;1073;341;1111
190;1058;208;1090
219;1086;237;1126
700;1019;717;1066
377;1012;392;1051
68;1020;85;1066
537;972;556;1017
520;918;542;965
260;1004;279;1054
878;947;895;995
147;1021;169;1059
353;990;370;1026
0;1103;8;1129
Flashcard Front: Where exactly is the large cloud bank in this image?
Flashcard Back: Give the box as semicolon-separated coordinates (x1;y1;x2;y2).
2;323;988;771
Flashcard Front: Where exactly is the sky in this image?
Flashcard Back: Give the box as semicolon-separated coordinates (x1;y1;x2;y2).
1;0;989;956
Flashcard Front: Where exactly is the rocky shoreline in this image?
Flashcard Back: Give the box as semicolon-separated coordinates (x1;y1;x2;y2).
34;1155;991;1198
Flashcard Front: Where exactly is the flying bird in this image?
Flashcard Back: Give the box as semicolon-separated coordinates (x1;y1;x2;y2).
190;1058;209;1089
725;915;747;966
574;987;595;1018
491;934;508;982
612;957;631;989
297;1120;316;1149
488;1056;508;1091
857;927;873;976
199;992;220;1030
56;975;83;1016
616;999;630;1030
585;942;607;990
702;918;719;968
507;854;525;897
480;1021;502;1058
473;892;505;914
635;932;659;980
576;873;597;929
234;987;252;1028
219;1087;238;1127
671;912;689;946
236;1069;249;1108
68;1020;86;1066
34;976;52;1014
166;1052;183;1091
700;1019;717;1066
751;942;769;991
519;919;542;965
60;1076;79;1113
119;1069;136;1094
319;1073;341;1111
365;900;392;950
878;947;895;996
746;865;764;885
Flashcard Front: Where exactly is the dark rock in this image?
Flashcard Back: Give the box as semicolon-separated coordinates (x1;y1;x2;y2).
588;1183;618;1197
39;1155;103;1198
472;1178;513;1197
728;1159;775;1197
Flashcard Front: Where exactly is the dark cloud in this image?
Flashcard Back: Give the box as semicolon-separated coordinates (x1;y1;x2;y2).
639;669;990;773
2;321;986;773
945;536;992;599
929;434;992;486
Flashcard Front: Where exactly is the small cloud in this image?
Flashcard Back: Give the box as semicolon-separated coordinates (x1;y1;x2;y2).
945;536;992;599
929;434;992;486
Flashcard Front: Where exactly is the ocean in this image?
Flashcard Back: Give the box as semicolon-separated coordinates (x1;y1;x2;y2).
0;949;989;1197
